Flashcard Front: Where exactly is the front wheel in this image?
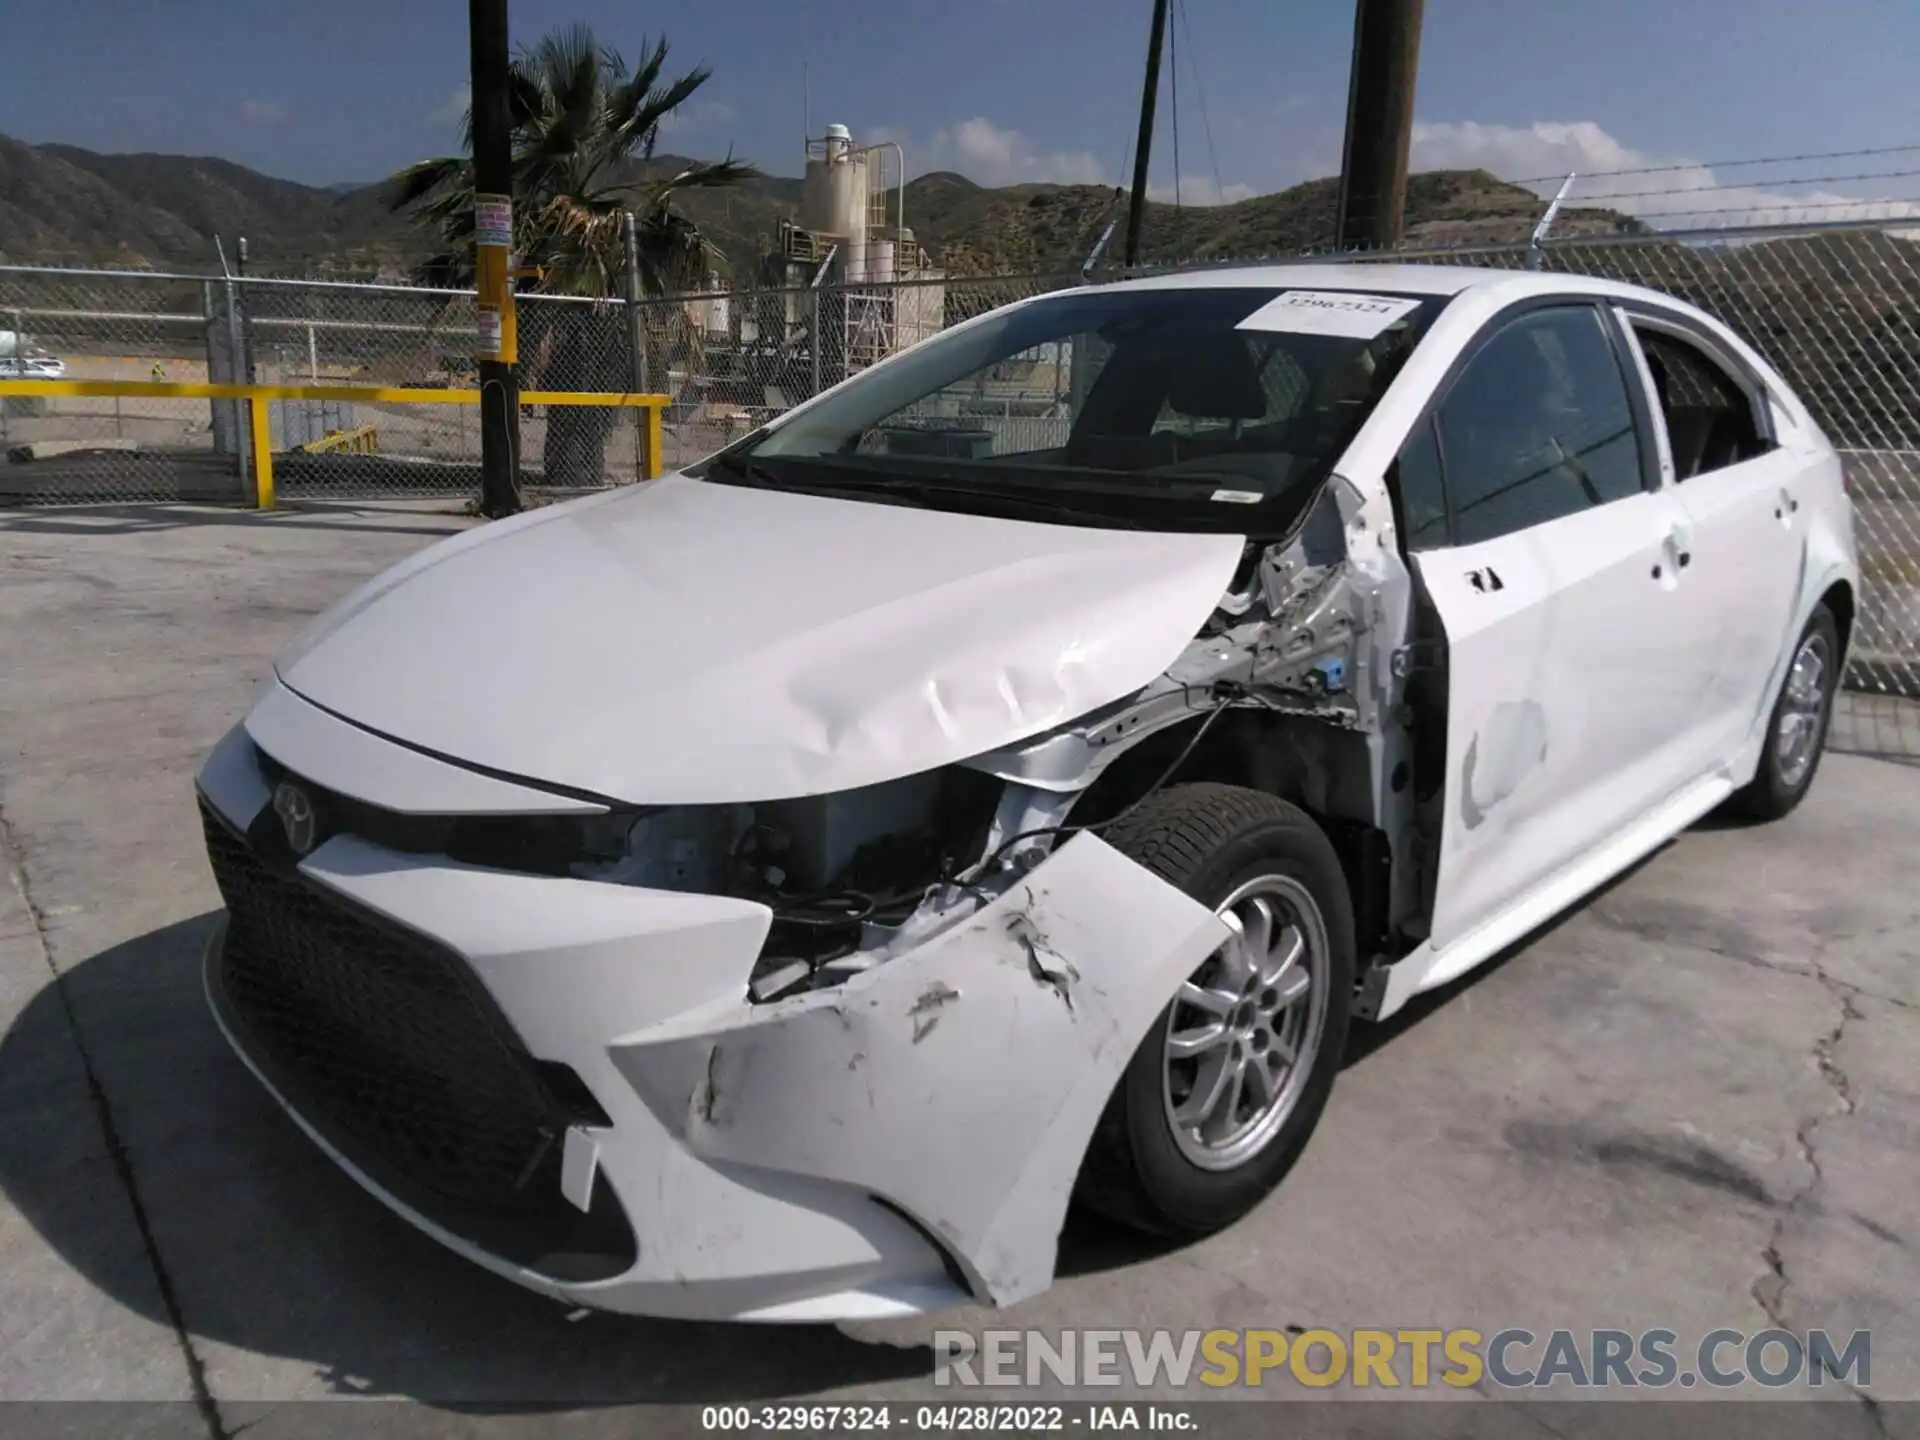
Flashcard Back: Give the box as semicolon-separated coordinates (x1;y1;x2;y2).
1728;604;1839;822
1077;783;1354;1236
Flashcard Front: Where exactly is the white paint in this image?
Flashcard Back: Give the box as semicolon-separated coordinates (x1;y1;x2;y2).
1236;289;1422;339
244;682;605;816
201;740;1227;1317
275;475;1245;804
1413;489;1712;952
560;1127;600;1213
196;258;1866;1320
1381;769;1738;1015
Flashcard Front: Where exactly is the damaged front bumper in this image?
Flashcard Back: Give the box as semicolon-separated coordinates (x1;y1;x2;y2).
196;720;1228;1322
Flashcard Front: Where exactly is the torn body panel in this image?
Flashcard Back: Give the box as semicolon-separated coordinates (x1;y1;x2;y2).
199;724;1228;1318
611;834;1230;1307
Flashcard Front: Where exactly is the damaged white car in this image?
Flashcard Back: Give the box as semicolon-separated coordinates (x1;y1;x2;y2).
196;264;1856;1321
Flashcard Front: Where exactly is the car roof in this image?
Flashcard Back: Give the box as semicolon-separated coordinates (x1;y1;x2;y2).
1092;261;1674;308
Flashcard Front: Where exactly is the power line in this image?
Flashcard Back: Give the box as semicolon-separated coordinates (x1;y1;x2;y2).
1510;141;1920;186
1176;0;1225;205
1168;0;1181;206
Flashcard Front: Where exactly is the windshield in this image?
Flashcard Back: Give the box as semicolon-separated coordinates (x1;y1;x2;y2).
694;284;1445;533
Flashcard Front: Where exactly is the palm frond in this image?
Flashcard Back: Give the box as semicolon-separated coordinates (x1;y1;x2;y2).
390;23;755;300
386;156;467;215
648;155;762;202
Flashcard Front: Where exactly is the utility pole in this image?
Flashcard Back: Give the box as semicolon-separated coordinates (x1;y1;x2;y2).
1123;0;1171;269
470;0;522;516
1333;0;1425;253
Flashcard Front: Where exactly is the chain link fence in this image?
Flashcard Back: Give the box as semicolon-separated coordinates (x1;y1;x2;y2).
0;267;234;503
1335;220;1920;759
628;273;1067;472
4;220;1916;752
0;268;652;502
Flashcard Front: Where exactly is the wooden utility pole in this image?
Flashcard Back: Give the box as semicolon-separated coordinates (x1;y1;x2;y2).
470;0;522;516
1123;0;1171;269
1334;0;1425;252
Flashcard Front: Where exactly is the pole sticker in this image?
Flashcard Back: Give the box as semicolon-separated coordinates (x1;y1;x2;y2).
475;195;513;249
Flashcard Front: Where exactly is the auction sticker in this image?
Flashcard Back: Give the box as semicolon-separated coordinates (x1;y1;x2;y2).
1238;289;1421;340
475;194;513;248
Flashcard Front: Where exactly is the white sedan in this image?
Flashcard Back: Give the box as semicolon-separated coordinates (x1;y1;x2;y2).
195;264;1855;1321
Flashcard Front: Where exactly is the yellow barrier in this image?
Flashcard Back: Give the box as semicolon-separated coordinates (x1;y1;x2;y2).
0;379;671;509
296;426;381;456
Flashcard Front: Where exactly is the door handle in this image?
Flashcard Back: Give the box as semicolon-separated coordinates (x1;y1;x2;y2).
1655;520;1693;581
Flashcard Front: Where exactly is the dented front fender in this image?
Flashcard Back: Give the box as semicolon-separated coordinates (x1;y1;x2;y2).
611;834;1231;1307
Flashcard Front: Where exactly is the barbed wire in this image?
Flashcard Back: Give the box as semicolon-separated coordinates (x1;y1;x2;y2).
1618;194;1920;222
1509;141;1920;186
1548;167;1920;206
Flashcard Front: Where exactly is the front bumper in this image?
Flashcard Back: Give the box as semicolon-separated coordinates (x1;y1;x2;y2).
197;706;1227;1321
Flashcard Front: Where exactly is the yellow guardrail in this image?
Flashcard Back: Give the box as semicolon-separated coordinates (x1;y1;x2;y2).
0;379;669;509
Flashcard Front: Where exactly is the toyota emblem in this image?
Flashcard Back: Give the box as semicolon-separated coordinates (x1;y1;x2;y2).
272;780;319;856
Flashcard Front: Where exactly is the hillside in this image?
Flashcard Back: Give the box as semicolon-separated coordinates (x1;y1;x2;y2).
0;132;1643;280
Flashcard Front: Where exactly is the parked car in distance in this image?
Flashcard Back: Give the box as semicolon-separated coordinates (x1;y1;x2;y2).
0;355;66;378
196;263;1855;1322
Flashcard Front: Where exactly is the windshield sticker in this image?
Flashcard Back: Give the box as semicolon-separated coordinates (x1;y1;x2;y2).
1210;489;1265;504
1237;289;1422;340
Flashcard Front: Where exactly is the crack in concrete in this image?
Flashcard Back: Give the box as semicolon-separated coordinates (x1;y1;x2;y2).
1586;905;1919;1011
1748;938;1885;1432
0;800;227;1440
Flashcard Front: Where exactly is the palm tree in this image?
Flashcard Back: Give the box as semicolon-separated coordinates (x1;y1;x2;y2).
389;25;757;487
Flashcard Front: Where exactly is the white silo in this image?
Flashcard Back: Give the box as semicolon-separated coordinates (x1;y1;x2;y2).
802;123;870;274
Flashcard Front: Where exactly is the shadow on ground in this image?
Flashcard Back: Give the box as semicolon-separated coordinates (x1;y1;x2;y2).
0;915;934;1408
0;817;1730;1408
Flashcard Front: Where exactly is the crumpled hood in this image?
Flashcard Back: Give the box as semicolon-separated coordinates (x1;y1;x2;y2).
273;475;1244;805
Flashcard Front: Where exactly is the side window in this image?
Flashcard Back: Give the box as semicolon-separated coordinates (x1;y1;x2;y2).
1631;325;1773;480
1392;416;1451;551
1437;306;1648;546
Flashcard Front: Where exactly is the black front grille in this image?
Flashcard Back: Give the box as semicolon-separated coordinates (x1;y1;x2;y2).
201;799;634;1278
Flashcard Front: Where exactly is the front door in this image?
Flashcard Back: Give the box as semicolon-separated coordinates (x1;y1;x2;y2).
1399;302;1719;952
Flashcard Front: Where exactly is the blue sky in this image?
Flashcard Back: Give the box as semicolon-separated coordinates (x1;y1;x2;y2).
4;0;1918;223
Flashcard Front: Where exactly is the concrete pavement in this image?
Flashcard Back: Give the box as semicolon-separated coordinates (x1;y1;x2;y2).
0;500;1914;1436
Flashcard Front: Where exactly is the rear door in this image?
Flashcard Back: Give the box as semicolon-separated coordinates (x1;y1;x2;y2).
1615;310;1807;762
1398;302;1717;951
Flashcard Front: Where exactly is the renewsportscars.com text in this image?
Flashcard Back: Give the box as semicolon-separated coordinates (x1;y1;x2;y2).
933;1327;1871;1391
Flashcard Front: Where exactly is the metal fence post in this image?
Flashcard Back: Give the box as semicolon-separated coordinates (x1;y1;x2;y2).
1526;173;1577;271
223;277;250;481
810;287;822;399
623;210;651;482
623;211;649;395
808;246;838;400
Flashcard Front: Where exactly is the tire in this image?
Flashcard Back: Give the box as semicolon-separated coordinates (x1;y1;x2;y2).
1076;782;1354;1236
1727;604;1840;823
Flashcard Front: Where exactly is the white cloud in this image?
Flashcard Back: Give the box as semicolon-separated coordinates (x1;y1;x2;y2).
878;117;1108;187
874;116;1259;201
1147;176;1258;207
656;99;740;137
1410;120;1920;230
237;99;286;126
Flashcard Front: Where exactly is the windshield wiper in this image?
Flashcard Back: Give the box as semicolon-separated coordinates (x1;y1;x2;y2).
703;451;785;488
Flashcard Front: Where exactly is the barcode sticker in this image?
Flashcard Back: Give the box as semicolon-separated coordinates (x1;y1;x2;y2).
1238;289;1421;339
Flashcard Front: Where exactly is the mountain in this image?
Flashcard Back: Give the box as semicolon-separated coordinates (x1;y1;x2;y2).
0;132;1644;281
